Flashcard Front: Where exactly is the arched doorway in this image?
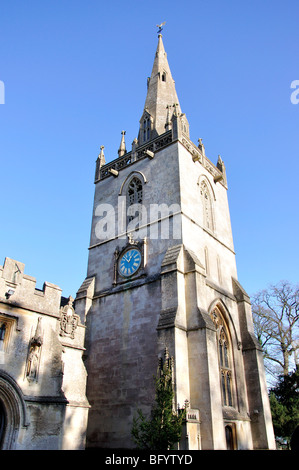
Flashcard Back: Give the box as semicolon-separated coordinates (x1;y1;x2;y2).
0;399;6;448
0;372;28;449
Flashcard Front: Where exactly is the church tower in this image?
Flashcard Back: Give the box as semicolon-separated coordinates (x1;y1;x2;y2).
75;33;275;450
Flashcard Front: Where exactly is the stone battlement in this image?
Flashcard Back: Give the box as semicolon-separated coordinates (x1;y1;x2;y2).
0;257;62;316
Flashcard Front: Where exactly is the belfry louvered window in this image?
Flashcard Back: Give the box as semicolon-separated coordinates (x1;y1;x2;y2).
210;307;234;407
127;177;143;226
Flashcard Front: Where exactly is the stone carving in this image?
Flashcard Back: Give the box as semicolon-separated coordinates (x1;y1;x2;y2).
26;317;43;382
182;137;202;163
59;296;79;339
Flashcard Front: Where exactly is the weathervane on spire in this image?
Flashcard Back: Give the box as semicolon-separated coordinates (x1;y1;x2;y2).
156;22;166;34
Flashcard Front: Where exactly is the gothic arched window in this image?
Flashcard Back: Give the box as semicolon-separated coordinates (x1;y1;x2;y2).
200;180;214;231
210;307;234;407
127;177;143;227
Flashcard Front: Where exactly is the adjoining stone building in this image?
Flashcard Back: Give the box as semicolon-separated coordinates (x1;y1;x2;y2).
78;34;276;450
0;257;89;450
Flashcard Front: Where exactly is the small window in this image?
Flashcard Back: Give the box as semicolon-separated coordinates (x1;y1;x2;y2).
162;72;166;82
142;118;151;143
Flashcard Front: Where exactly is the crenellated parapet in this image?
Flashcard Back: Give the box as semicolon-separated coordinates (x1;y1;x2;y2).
95;128;227;189
0;257;62;316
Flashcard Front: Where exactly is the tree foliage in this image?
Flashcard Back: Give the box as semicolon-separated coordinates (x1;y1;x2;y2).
252;281;299;383
131;352;186;450
269;367;299;448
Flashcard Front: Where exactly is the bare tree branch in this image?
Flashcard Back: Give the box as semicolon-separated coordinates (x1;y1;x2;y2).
252;281;299;379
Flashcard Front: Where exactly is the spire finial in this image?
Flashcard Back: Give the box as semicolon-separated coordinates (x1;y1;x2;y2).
156;21;166;34
97;146;106;168
165;104;172;131
173;102;179;116
198;139;205;156
118;130;126;157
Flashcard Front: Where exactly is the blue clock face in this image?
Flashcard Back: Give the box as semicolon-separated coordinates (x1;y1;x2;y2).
119;248;142;277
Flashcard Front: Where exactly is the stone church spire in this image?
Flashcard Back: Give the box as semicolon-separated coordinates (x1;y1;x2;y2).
138;34;182;142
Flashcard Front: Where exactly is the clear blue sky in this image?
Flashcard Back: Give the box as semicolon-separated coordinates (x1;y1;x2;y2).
0;0;298;298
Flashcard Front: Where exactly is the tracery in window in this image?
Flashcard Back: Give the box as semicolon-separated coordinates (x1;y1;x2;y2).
200;181;214;231
127;177;143;227
210;307;233;407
